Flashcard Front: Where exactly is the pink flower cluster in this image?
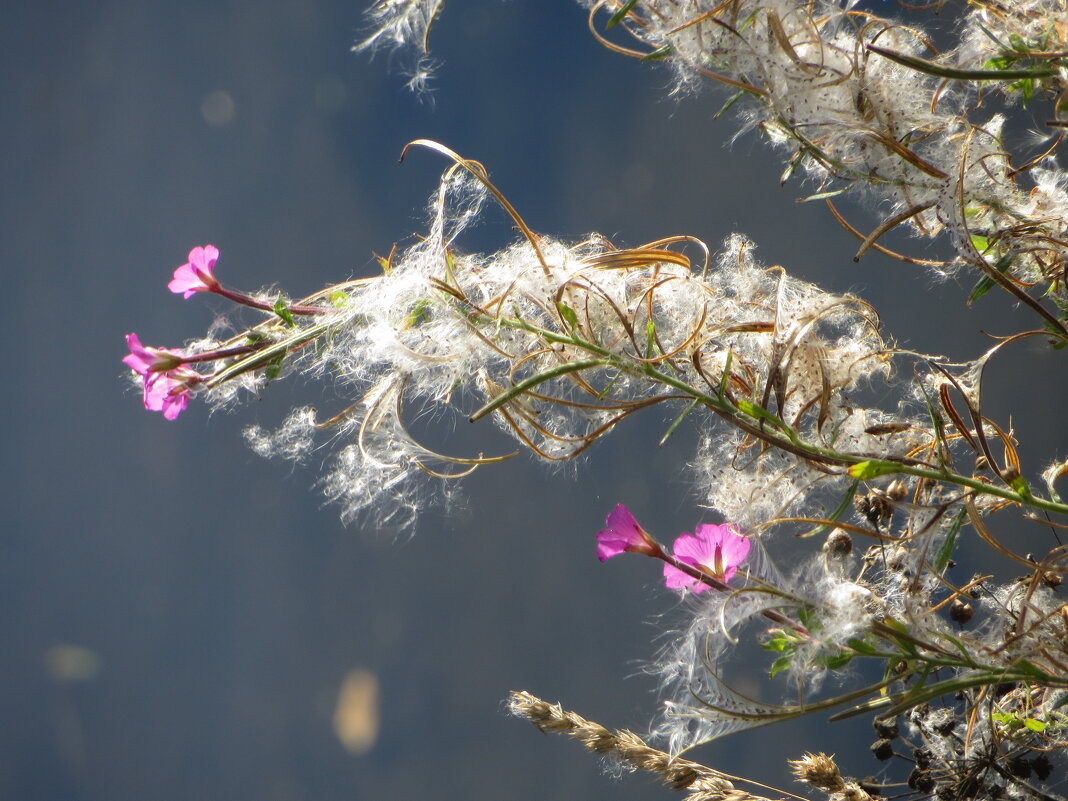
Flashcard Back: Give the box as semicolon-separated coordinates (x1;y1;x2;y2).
122;334;200;421
597;505;750;593
123;245;221;420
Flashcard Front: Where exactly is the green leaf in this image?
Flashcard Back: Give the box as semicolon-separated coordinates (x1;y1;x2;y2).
848;460;900;480
407;298;432;328
736;400;791;434
716;349;734;402
713;90;745;120
762;635;792;653
606;0;638;29
1023;718;1048;733
769;655;793;678
645;319;658;357
847;637;879;656
967;252;1014;306
820;652;854;671
641;44;673;61
869;43;1057;80
934;507;965;572
556;301;579;332
273;297;296;328
659;398;699;447
797;479;859;539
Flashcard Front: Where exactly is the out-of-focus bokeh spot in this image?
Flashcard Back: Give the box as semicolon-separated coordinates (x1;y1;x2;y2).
201;89;236;126
43;644;101;683
332;668;379;755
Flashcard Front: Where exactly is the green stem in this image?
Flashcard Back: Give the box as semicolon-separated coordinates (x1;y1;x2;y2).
487;312;1068;519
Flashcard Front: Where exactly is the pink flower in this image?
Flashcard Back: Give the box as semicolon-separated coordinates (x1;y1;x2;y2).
122;333;183;375
123;333;199;420
168;244;221;298
596;504;660;561
663;523;750;593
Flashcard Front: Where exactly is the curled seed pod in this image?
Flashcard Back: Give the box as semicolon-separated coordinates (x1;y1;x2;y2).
950;598;973;626
974;455;990;472
824;528;853;559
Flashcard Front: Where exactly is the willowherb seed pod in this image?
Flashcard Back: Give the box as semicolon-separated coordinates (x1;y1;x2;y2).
885;479;907;502
824;528;853;558
870;738;894;761
873;717;898;739
950;599;973;625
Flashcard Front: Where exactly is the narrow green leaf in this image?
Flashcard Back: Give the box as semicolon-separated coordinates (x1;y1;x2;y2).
606;0;638;29
736;400;790;433
641;44;673;61
968;253;1014;306
659;398;699;447
797;479;859;538
1023;718;1048;733
847;637;879;656
869;43;1057;80
713;90;745;120
716;349;733;402
934;507;965;572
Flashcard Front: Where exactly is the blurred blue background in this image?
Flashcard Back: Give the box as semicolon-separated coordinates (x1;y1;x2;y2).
3;1;1064;799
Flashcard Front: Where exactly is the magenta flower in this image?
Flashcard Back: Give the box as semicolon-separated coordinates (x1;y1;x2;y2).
596;504;661;562
168;244;221;298
122;333;184;375
663;523;750;592
123;333;199;420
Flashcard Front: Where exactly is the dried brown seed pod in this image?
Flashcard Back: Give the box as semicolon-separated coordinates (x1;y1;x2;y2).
950;599;973;626
824;528;853;559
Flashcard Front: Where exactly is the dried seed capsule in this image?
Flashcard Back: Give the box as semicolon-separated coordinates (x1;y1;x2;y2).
885;479;907;501
870;738;894;761
950;599;973;626
824;528;853;559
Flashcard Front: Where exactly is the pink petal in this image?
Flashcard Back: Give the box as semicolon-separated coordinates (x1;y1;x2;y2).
663;560;706;592
168;244;220;298
122;333;153;376
596;504;650;561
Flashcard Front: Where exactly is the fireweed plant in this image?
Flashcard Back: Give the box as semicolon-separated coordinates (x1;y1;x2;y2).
121;1;1068;800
